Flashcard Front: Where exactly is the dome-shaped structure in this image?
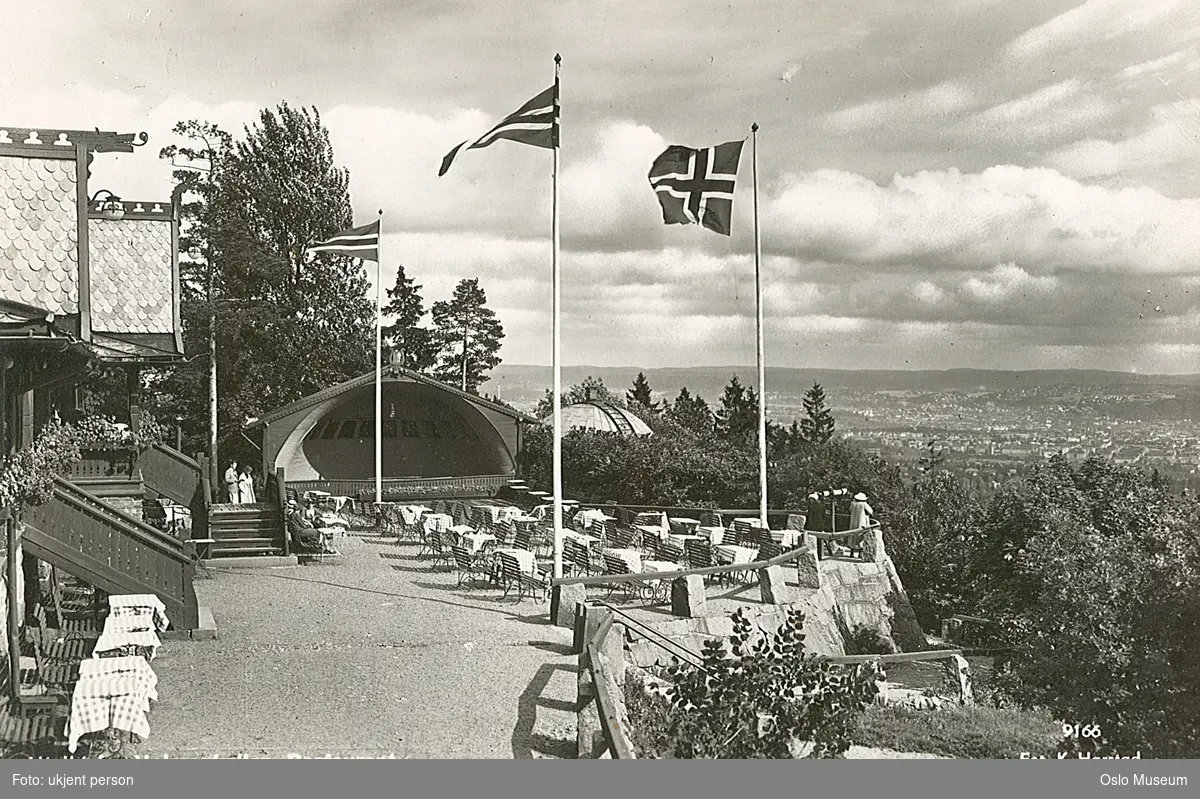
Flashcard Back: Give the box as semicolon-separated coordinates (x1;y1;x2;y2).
559;402;653;437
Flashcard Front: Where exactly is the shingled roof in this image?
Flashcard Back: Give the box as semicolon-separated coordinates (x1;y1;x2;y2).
0;154;79;315
89;213;175;335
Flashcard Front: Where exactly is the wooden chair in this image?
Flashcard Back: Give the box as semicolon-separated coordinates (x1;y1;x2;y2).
601;553;650;603
423;529;451;570
451;545;488;590
513;526;534;552
657;538;687;565
497;552;548;603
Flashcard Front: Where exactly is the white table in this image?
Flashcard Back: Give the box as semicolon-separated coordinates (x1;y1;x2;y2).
771;529;805;548
423;513;453;536
93;628;162;660
494;548;536;574
715;544;758;565
696;526;726;545
606;548;643;573
461;531;497;554
108;594;169;633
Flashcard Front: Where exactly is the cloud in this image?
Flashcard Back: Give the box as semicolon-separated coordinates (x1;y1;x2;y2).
962;79;1114;145
1004;0;1188;62
824;80;976;133
1045;99;1200;183
765;164;1200;275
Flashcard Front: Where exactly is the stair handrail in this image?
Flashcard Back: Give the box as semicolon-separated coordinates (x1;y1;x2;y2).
46;477;193;562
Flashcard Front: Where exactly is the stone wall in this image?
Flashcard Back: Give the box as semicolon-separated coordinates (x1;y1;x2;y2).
626;554;928;668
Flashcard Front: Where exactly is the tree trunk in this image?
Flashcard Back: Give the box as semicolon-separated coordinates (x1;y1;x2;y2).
461;325;469;393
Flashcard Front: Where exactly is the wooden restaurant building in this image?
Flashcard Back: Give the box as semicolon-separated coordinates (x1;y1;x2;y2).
245;363;540;502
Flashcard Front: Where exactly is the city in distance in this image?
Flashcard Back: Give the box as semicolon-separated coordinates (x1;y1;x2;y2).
485;365;1200;495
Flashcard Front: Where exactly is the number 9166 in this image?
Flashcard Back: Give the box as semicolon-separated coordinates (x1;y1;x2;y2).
1062;723;1102;739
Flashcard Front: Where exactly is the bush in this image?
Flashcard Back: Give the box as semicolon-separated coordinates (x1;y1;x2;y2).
654;608;881;758
851;704;1061;759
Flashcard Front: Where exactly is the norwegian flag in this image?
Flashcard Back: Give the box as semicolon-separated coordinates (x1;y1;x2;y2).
648;140;744;236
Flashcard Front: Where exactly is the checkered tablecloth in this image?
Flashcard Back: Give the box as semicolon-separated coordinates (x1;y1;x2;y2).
105;608;157;634
494;548;535;574
108;594;169;632
93;628;162;660
715;544;758;565
606;548;643;573
423;513;452;535
400;505;430;525
67;675;153;753
78;656;158;701
461;532;496;554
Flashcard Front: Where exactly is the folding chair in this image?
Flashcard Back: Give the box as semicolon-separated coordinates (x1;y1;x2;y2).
423;529;451;570
451;545;488;589
497;552;548;603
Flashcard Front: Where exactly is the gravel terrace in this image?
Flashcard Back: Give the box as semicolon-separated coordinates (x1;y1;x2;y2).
138;529;578;759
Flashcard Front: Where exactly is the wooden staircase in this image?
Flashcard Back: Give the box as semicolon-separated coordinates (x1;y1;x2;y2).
21;477;201;630
207;503;285;558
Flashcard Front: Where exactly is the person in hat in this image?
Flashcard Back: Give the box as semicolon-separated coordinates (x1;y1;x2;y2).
223;460;239;503
849;492;874;530
287;499;329;552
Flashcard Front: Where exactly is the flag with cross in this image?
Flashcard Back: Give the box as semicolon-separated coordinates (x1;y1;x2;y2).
647;140;745;236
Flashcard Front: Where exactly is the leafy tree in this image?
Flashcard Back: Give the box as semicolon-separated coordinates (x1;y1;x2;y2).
799;382;835;444
534;375;623;420
665;387;714;437
657;609;881;758
626;371;659;412
885;470;984;629
919;438;947;472
430;278;504;393
976;457;1200;756
380;264;436;371
714;374;759;447
156;106;374;464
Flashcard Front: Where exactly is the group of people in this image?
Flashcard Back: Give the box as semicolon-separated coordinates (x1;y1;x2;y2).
222;461;258;504
286;498;337;554
805;489;875;532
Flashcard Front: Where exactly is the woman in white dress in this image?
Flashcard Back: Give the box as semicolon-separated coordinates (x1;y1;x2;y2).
238;466;257;504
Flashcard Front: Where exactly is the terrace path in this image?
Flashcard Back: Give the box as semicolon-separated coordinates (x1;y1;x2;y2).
138;528;578;759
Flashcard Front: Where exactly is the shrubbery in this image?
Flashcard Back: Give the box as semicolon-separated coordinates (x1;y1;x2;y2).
636;609;881;758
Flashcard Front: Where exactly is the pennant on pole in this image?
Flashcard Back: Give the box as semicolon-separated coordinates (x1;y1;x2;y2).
306;220;380;261
438;84;559;176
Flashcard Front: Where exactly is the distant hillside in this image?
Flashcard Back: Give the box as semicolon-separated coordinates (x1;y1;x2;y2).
482;365;1200;408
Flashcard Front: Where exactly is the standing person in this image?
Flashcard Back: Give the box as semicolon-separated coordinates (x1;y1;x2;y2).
805;492;826;532
850;492;874;530
239;465;257;504
224;461;239;504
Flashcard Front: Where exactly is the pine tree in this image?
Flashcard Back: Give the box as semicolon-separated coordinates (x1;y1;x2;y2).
666;387;715;436
799;382;836;444
626;372;658;411
714;374;758;447
380;264;436;371
430;278;504;393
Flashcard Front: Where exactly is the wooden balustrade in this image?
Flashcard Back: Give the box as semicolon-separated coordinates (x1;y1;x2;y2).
21;477;200;629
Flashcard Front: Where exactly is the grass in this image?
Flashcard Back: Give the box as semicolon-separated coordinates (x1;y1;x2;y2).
624;675;1062;760
851;703;1061;759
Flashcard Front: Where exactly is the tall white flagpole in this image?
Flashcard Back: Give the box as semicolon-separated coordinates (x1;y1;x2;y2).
552;54;564;580
376;209;384;507
752;123;768;530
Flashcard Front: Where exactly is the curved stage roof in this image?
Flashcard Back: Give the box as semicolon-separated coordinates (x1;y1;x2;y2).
248;366;538;486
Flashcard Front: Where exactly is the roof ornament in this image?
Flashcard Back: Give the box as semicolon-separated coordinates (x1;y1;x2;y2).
89;189;124;220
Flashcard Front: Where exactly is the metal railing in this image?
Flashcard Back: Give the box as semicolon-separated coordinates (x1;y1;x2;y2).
550;543;814;590
287;474;512;501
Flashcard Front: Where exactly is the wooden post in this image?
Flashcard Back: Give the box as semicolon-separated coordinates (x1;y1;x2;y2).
126;365;142;433
5;513;20;702
277;466;290;557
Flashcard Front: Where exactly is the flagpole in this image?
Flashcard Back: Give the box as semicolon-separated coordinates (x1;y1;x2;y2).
376;209;384;508
752;123;768;530
552;53;564;580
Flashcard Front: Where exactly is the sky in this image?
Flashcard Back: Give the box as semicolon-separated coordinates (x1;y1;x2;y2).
4;0;1200;374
